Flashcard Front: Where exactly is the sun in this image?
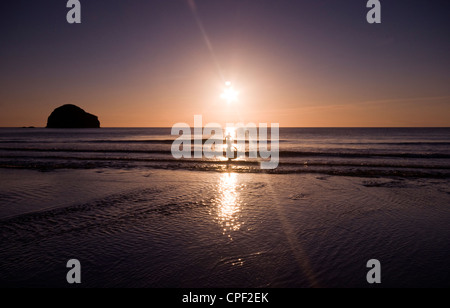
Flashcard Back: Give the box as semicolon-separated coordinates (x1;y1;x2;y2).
220;82;239;104
225;126;236;137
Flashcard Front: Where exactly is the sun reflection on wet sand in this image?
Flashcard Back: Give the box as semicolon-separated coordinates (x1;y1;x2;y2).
213;172;242;240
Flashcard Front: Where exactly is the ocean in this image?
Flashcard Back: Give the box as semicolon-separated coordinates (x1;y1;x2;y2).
1;128;449;287
1;127;449;177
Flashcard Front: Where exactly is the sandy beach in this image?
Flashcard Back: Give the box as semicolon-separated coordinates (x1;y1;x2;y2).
1;167;449;287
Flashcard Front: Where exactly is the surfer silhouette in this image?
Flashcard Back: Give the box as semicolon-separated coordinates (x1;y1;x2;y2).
225;132;236;162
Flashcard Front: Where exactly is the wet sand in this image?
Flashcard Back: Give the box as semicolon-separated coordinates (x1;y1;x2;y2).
1;168;449;287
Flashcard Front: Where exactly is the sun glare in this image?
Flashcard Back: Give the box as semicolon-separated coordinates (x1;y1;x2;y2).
225;127;236;137
215;172;242;239
220;82;239;104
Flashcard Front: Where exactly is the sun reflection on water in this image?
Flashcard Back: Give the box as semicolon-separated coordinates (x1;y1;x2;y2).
213;172;242;240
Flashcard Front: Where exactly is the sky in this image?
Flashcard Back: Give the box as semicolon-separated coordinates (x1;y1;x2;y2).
0;0;449;127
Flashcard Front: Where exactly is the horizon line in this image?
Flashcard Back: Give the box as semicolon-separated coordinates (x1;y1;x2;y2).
2;126;450;129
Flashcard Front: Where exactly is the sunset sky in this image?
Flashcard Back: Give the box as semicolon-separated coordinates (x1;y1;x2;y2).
1;0;449;127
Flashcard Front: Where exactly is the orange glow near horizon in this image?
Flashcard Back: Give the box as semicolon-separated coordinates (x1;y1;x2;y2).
2;97;450;128
1;49;449;128
1;80;450;128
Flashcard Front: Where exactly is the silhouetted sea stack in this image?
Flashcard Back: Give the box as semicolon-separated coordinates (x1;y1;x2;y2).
46;105;100;128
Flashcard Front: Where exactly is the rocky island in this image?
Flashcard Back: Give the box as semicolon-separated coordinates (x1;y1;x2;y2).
46;105;100;128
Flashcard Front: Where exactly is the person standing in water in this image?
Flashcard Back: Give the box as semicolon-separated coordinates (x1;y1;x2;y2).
225;132;236;162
